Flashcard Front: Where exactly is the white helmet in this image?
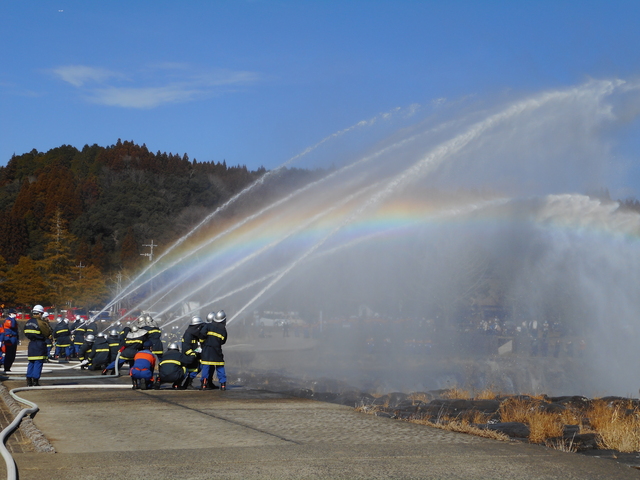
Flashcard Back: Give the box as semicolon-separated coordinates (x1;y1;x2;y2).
191;316;204;325
86;334;95;343
214;310;226;323
206;312;216;323
32;305;45;314
167;342;180;351
56;317;63;323
75;314;81;321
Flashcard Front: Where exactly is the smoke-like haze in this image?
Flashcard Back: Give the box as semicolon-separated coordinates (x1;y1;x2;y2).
110;79;640;397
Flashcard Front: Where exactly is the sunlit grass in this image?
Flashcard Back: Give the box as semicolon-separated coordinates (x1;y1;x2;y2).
358;387;640;453
411;417;510;442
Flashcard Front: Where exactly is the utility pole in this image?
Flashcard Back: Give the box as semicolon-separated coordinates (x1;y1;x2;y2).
141;240;158;262
115;272;123;315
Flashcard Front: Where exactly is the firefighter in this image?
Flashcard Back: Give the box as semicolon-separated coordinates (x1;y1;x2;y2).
130;345;156;390
102;328;121;375
84;316;99;338
198;310;228;390
104;325;147;374
2;310;19;373
140;314;164;360
182;316;205;385
53;317;72;361
78;334;95;367
24;305;52;386
71;315;86;358
157;342;196;389
42;312;54;359
87;333;110;370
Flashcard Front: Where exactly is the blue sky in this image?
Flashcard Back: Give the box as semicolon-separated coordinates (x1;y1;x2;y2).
1;1;639;181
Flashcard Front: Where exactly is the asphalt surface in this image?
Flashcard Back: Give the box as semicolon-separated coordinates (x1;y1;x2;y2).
1;366;639;480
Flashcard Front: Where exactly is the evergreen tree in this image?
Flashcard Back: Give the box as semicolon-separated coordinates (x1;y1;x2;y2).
41;209;77;307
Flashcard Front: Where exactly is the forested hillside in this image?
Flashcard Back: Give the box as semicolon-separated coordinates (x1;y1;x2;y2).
0;140;316;309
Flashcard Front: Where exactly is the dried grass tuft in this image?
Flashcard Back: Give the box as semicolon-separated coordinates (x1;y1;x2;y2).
589;400;640;452
442;387;470;399
528;411;564;444
474;387;498;400
411;417;509;442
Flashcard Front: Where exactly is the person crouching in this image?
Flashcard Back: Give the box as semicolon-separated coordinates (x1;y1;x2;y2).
87;333;110;371
157;342;196;389
130;343;156;390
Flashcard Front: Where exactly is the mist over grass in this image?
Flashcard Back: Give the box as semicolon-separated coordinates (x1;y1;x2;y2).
116;79;640;396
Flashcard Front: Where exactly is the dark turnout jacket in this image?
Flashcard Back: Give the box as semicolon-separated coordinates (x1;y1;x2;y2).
88;336;110;369
159;349;196;383
198;321;227;366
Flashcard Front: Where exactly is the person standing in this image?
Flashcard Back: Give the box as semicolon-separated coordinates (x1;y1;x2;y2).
141;314;164;360
182;316;205;386
24;305;52;386
70;315;85;358
198;310;228;390
84;316;99;338
52;317;72;361
2;310;19;373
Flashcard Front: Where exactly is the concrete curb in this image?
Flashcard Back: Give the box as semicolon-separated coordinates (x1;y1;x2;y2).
0;384;55;453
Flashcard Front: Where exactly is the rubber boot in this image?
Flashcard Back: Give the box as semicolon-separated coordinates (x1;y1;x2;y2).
140;379;148;390
131;378;138;390
33;379;40;387
27;378;33;387
206;378;219;390
201;379;207;390
220;382;226;391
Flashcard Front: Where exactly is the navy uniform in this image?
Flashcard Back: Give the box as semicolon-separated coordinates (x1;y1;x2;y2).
84;319;99;337
2;312;19;372
181;318;205;382
197;310;228;390
24;305;52;386
71;317;86;357
53;318;72;360
104;326;146;373
87;334;110;370
141;315;164;359
157;343;196;389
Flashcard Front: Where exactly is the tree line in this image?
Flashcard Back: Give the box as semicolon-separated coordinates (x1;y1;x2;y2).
0;140;318;310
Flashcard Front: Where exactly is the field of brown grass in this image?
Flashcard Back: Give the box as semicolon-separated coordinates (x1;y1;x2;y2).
358;388;640;454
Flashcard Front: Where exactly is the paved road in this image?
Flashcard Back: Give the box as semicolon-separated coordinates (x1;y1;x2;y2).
1;372;639;480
